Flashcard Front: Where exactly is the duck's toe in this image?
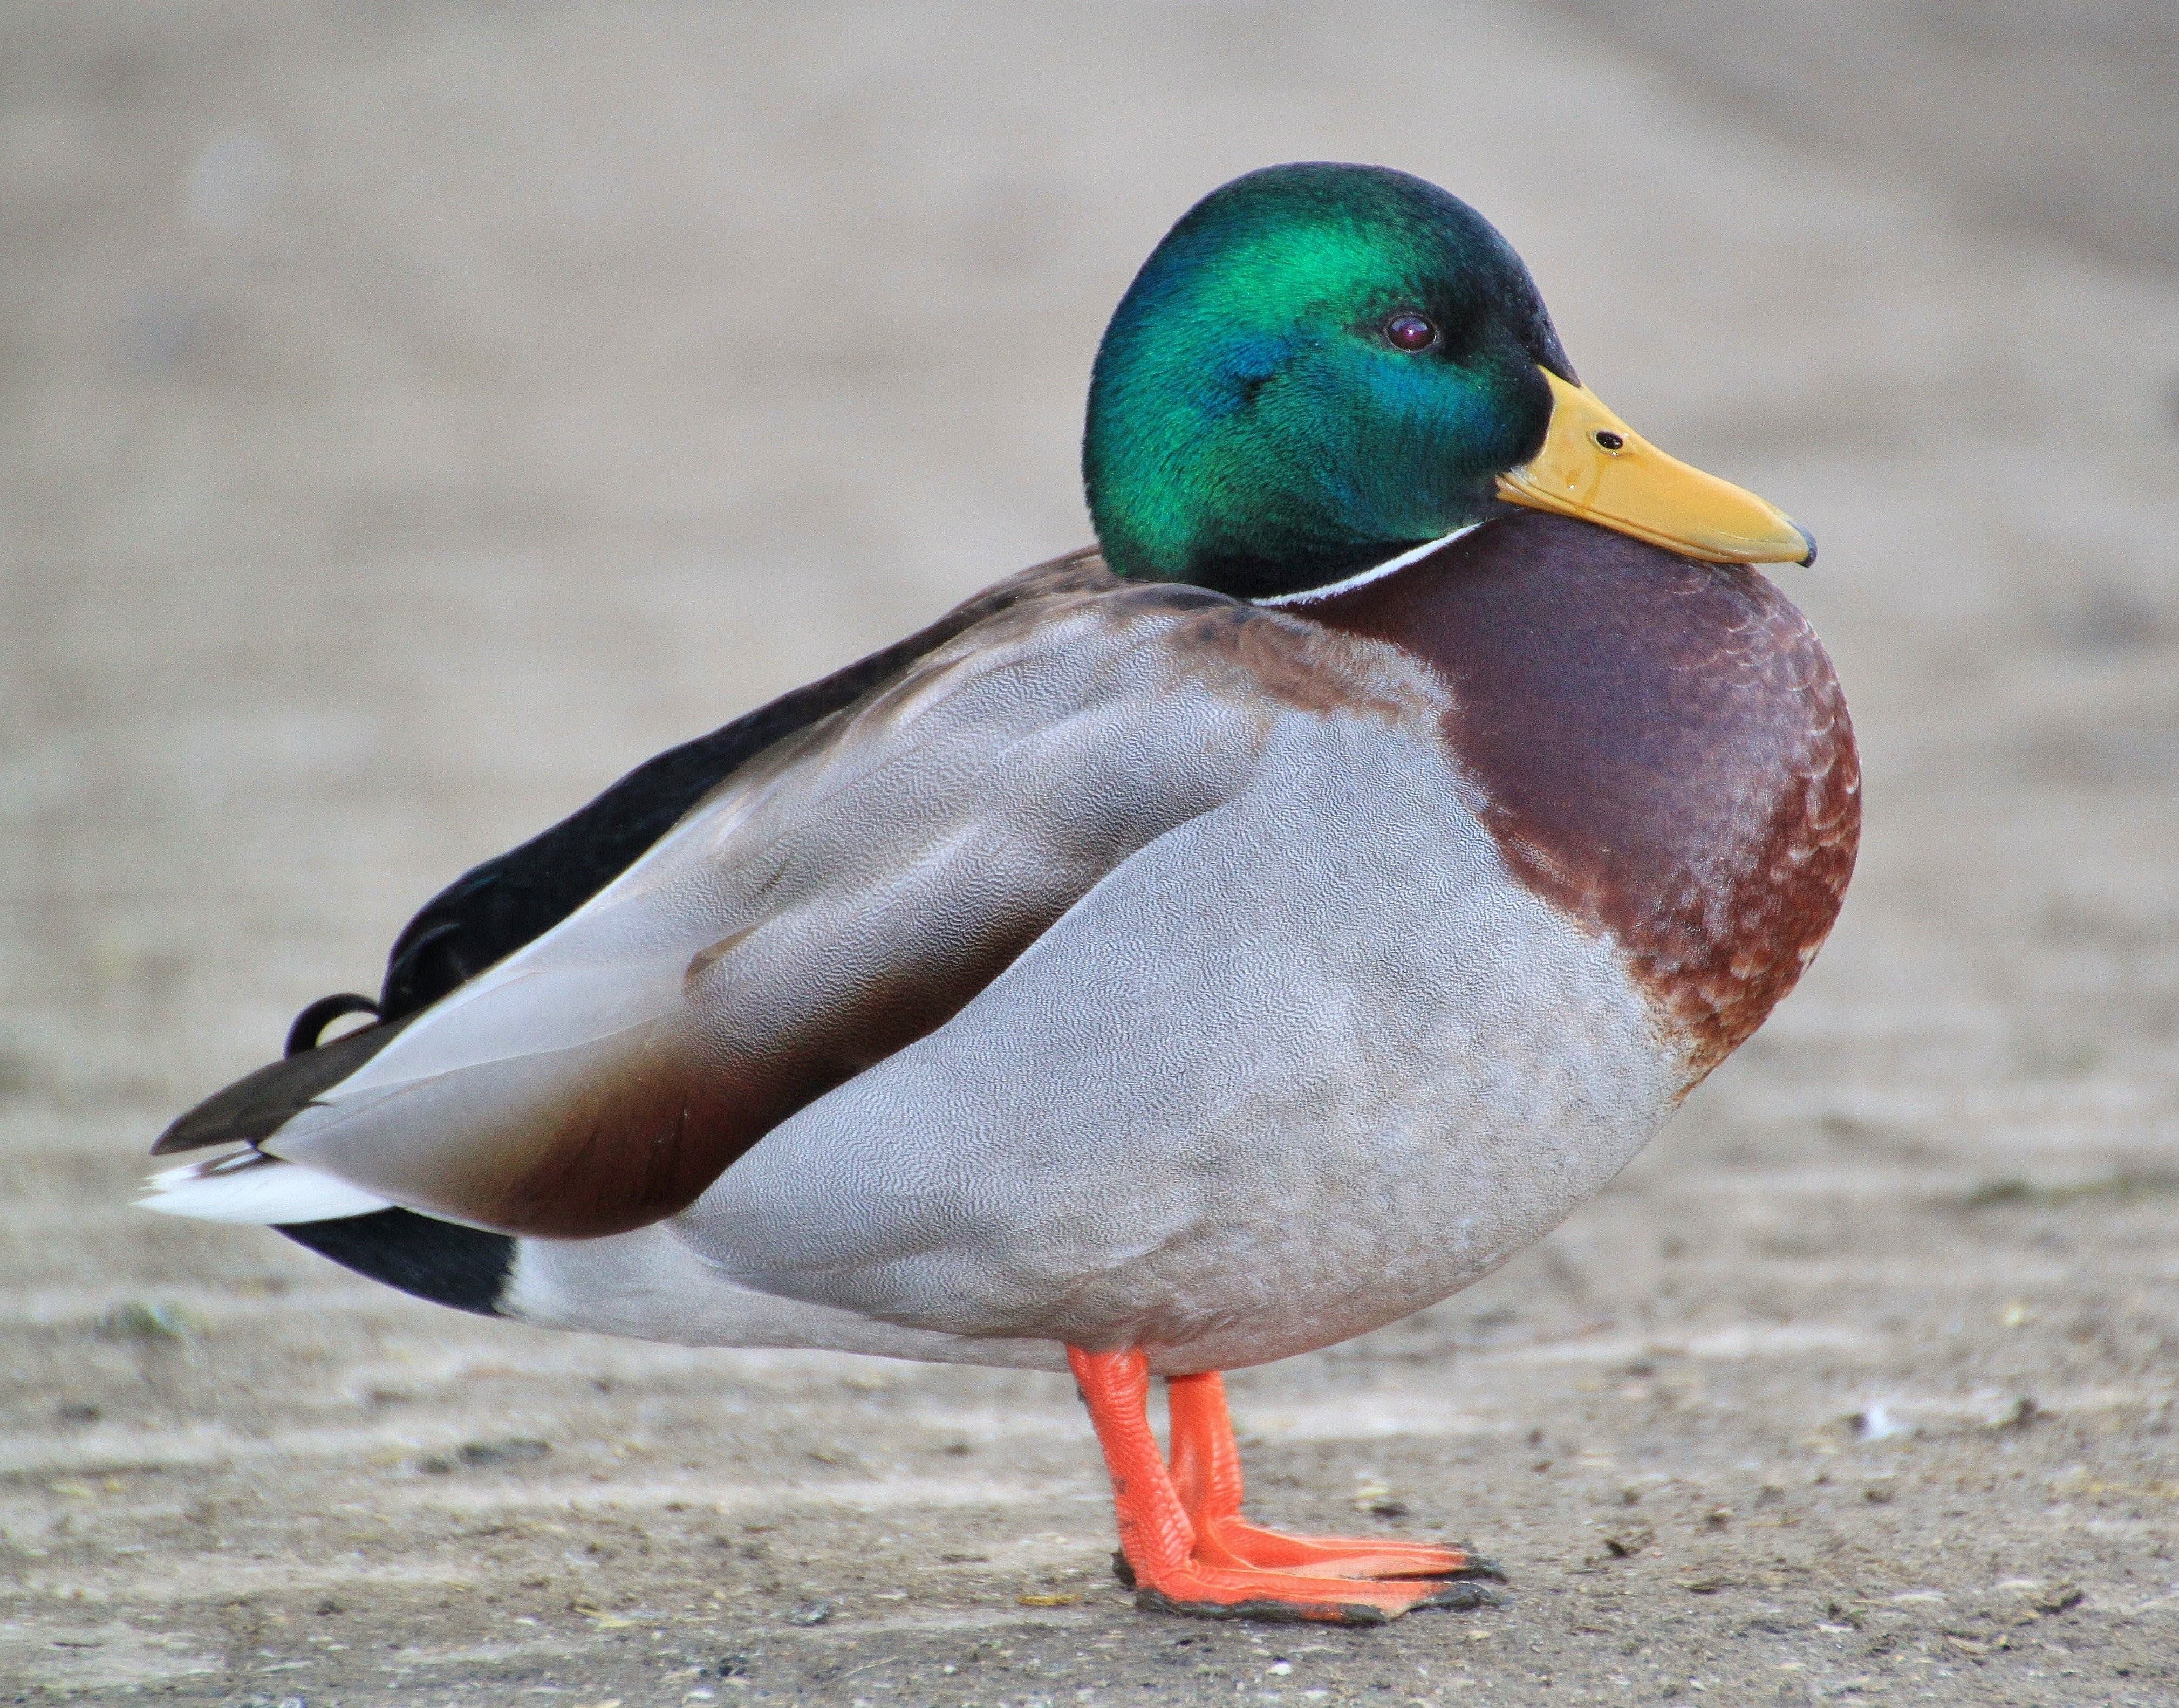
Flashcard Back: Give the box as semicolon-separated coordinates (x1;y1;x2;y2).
1190;1514;1501;1586
1129;1563;1447;1626
1416;1579;1509;1612
1113;1540;1506;1621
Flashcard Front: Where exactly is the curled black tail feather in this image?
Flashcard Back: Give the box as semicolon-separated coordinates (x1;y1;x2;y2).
285;993;381;1057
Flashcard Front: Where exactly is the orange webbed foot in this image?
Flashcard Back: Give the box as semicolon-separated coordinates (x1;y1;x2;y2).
1069;1348;1508;1625
1188;1517;1500;1583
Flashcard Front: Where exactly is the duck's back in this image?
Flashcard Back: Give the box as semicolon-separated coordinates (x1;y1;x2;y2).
155;558;1471;1244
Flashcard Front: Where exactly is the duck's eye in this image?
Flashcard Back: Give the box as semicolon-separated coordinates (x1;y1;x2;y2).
1384;313;1438;352
1593;430;1625;452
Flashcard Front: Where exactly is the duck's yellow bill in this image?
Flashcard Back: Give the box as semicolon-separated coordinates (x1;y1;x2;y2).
1496;369;1815;566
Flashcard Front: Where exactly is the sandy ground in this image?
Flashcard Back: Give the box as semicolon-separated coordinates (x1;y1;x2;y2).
5;4;2178;1705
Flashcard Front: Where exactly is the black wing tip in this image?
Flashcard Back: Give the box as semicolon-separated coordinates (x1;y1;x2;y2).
153;1014;412;1156
277;1208;514;1317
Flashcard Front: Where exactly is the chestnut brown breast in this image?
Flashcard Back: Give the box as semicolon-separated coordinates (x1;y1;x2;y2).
1309;511;1860;1084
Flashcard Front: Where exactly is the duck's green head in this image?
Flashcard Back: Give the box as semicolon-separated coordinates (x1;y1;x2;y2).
1083;163;1812;600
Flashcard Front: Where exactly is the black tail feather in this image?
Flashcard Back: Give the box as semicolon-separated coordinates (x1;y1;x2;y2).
277;1209;513;1317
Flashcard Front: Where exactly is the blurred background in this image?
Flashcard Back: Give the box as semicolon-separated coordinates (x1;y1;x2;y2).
5;4;2176;1703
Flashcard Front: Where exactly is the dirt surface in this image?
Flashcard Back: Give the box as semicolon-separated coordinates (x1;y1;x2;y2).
1534;1;2179;278
5;4;2178;1705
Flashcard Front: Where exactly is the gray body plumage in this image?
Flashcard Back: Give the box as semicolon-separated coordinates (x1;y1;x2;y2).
662;712;1675;1372
150;557;1696;1373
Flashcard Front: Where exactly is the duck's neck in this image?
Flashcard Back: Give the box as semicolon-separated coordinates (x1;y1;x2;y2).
1301;511;1860;1084
1252;525;1483;610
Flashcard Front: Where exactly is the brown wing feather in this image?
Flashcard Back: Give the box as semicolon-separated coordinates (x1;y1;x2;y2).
188;564;1430;1238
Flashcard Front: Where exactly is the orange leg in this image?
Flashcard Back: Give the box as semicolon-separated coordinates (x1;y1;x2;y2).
1169;1369;1499;1583
1069;1347;1504;1624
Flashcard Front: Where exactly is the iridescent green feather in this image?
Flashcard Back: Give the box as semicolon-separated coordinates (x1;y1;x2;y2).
1082;163;1574;600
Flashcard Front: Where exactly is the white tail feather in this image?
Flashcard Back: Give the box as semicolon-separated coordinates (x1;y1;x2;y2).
138;1149;394;1224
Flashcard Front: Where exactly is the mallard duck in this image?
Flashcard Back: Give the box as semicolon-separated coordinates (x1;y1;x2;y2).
145;162;1858;1625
